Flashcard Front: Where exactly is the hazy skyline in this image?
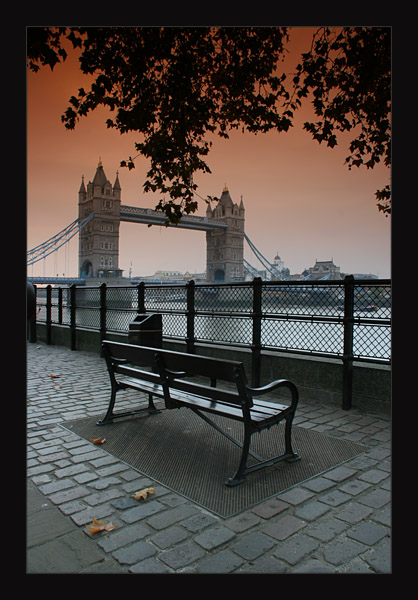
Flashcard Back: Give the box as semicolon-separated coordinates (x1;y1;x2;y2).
27;27;391;280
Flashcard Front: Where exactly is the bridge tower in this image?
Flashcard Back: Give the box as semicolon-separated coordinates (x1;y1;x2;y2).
205;186;245;282
78;160;123;278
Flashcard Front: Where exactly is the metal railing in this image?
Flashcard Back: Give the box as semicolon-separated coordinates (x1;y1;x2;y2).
32;276;391;409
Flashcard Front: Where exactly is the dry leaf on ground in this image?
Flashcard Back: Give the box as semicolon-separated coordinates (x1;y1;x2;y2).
90;436;106;444
85;517;116;535
134;487;155;501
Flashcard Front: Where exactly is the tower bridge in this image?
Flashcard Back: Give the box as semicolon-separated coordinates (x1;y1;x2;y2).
78;161;246;283
28;161;287;283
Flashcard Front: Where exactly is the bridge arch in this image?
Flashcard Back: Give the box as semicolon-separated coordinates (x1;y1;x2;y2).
81;259;93;278
214;269;225;282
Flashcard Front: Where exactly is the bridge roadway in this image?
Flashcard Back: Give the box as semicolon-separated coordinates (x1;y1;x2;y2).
28;277;87;285
120;205;228;231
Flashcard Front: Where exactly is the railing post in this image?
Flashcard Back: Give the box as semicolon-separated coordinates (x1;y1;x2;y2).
28;284;37;343
137;282;146;314
342;275;355;410
46;284;52;345
186;280;195;354
252;277;262;387
70;284;76;351
100;282;107;350
58;287;63;324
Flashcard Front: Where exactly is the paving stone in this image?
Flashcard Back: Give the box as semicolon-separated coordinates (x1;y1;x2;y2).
146;504;199;530
359;488;391;509
225;511;261;532
119;500;165;524
98;523;151;552
112;540;157;565
87;476;121;490
295;500;330;521
364;538;391;573
39;479;75;495
195;549;244;573
293;559;335;574
305;517;348;542
231;532;275;560
54;464;90;479
129;557;171;573
323;538;367;566
301;476;335;493
336;501;374;524
251;497;289;519
70;504;115;526
263;515;306;541
339;479;371;496
151;525;190;549
48;485;89;505
182;513;219;533
319;489;351;507
278;487;314;505
84;488;124;506
358;469;390;484
347;522;388;545
195;525;236;550
273;533;320;565
111;496;138;511
159;541;206;570
237;555;287;574
323;466;357;482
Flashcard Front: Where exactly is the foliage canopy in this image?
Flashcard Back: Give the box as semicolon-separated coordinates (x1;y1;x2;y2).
27;26;391;221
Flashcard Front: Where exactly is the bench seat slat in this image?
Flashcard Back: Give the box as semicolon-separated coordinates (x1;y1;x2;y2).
168;390;288;423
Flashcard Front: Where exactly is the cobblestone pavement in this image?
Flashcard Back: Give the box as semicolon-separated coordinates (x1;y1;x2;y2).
27;342;391;574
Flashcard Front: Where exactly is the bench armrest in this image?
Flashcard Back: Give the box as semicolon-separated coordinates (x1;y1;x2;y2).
246;379;298;406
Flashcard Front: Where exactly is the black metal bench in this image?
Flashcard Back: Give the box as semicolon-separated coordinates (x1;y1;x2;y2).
100;340;300;486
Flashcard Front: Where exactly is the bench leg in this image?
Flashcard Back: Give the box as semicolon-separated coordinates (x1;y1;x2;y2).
147;393;161;414
225;428;251;487
284;412;300;463
97;386;117;425
97;387;161;426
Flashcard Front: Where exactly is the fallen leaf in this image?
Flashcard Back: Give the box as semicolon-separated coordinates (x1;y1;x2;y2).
49;374;60;379
134;487;155;501
90;436;106;445
85;517;116;535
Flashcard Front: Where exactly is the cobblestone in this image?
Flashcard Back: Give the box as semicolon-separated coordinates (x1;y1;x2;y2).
27;342;391;574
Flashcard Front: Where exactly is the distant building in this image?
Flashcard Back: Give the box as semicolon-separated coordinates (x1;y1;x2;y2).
300;259;342;280
273;253;284;272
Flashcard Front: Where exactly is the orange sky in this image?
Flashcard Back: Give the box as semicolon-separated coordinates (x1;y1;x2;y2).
27;27;391;279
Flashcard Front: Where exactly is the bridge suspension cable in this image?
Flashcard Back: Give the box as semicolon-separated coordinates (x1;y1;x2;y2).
27;213;94;266
244;234;288;280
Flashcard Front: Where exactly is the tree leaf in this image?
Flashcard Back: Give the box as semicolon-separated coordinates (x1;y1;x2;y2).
85;517;116;535
134;487;155;501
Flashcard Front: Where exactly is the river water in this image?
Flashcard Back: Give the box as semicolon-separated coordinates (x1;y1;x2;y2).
38;291;391;362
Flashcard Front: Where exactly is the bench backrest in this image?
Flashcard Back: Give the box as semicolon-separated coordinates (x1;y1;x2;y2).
102;340;162;387
102;340;251;408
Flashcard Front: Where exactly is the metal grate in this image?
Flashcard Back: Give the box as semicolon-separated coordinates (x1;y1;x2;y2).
63;410;366;518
